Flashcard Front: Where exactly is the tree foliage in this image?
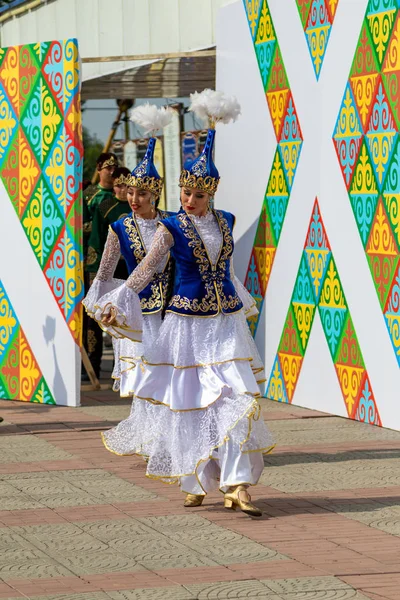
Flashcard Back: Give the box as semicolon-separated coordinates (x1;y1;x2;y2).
83;126;103;181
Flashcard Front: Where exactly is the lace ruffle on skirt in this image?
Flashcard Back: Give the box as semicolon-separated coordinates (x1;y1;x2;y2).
112;313;162;391
121;357;262;409
118;309;265;409
102;391;274;484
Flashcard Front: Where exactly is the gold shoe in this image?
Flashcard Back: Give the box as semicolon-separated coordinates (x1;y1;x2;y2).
224;485;262;517
184;494;204;507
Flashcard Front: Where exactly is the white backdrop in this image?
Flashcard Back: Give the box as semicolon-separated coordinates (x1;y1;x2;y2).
0;182;80;407
0;38;83;407
216;0;400;430
1;0;235;81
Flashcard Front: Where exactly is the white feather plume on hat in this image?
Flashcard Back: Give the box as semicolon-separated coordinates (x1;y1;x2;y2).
130;103;174;134
188;89;241;127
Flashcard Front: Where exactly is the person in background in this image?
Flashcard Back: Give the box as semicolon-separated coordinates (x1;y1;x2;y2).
82;178;92;270
87;166;132;280
81;179;92;381
81;153;119;382
83;153;121;276
84;153;119;216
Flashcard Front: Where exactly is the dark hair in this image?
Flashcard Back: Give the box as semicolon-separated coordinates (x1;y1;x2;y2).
161;259;175;320
96;152;119;169
112;166;131;180
155;197;160;208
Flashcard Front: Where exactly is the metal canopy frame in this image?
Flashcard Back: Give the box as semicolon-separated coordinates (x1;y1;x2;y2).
81;49;216;100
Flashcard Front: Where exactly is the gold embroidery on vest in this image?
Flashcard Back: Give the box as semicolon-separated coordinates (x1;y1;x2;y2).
214;211;241;312
169;210;241;314
124;213;171;313
124;215;146;264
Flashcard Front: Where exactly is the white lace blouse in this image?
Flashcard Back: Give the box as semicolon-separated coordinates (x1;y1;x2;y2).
96;214;167;283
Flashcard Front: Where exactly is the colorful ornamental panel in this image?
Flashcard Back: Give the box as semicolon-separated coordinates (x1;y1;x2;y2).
0;39;84;346
333;1;400;366
242;0;303;335
0;281;55;404
267;200;381;426
295;0;341;79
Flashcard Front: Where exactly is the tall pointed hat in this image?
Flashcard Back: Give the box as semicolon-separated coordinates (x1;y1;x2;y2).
129;104;173;199
179;89;241;196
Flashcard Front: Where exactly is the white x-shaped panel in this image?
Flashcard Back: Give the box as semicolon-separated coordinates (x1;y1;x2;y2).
217;0;400;429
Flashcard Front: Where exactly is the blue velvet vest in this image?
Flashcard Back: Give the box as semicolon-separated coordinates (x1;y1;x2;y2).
111;210;173;315
161;209;243;317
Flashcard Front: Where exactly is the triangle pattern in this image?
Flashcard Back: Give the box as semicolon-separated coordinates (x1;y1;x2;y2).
296;0;341;79
365;76;397;190
333;83;363;190
305;0;333;79
333;2;400;370
267;200;381;426
349;140;379;247
267;355;289;403
243;0;263;40
366;5;396;68
0;280;55;403
242;0;302;336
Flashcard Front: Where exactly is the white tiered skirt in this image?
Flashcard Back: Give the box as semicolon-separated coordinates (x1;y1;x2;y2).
111;313;162;392
92;284;274;493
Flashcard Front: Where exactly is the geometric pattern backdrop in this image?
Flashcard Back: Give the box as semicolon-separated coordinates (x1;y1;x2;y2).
267;199;382;426
0;280;55;404
0;39;83;403
333;2;400;366
0;39;83;346
295;0;341;79
242;0;303;335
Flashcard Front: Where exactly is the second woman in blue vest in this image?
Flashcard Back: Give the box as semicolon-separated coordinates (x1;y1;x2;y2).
83;105;175;394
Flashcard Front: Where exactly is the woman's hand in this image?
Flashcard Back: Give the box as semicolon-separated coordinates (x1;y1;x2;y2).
101;307;118;326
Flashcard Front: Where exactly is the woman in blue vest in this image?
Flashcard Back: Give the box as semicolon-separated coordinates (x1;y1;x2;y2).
83;105;175;395
93;91;274;517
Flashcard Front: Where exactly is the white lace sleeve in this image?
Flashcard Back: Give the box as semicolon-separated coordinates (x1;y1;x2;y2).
82;229;125;318
125;225;174;293
90;225;174;342
230;258;258;318
97;229;121;281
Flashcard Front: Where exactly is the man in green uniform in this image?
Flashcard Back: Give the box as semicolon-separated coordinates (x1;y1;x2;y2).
84;153;119;214
86;166;132;279
82;153;119;381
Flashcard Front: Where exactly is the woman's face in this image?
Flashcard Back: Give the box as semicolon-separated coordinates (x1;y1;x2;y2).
180;187;210;217
114;182;128;201
127;187;154;216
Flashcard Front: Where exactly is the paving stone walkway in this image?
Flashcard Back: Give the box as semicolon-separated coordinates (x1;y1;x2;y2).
1;384;400;599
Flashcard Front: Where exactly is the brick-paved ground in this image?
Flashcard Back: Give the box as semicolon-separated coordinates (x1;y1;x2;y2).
0;353;400;599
